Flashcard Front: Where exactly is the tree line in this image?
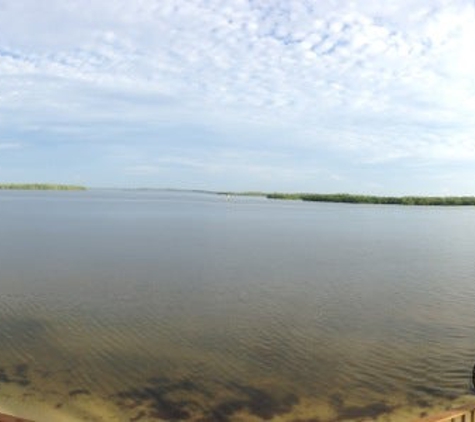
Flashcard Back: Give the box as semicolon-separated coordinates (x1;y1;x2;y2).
266;193;475;206
0;183;86;191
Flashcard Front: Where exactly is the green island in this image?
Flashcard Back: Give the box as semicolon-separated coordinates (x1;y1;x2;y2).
220;191;475;206
268;193;475;205
0;183;86;191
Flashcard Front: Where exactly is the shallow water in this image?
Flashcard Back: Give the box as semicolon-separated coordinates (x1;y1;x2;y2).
1;190;475;421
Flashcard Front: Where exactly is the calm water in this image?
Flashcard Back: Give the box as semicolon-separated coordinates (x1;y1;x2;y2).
1;190;475;421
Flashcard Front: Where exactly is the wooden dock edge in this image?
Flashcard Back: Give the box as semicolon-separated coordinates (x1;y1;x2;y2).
415;404;475;422
0;412;34;422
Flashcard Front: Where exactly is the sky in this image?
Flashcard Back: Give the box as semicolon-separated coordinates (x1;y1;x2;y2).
1;0;475;194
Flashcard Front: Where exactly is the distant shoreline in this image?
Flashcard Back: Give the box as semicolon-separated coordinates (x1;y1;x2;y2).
1;186;473;205
220;191;475;206
0;184;86;191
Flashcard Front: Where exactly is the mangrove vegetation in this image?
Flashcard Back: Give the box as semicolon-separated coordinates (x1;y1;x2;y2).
266;193;475;206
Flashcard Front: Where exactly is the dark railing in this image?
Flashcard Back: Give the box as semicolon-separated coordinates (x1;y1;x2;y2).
416;405;475;422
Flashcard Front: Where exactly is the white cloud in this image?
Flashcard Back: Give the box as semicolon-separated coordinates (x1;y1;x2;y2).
0;141;23;150
1;0;475;187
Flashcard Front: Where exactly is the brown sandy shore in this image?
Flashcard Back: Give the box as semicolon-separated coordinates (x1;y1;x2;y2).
1;364;475;421
1;332;475;421
2;394;475;422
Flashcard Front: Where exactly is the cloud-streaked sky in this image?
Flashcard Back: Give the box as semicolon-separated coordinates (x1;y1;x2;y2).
1;0;475;194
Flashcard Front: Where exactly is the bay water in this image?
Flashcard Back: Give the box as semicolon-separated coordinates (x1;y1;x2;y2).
1;190;475;421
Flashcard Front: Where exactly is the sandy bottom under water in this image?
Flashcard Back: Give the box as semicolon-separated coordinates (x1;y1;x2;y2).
1;362;475;422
